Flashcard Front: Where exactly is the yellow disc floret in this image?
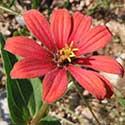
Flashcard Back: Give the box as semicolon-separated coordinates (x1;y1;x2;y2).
58;41;79;63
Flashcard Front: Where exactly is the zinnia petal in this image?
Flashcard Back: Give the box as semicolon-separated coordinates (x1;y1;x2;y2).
76;56;124;77
68;12;92;46
23;9;55;51
43;68;68;103
68;65;113;100
96;74;113;98
4;36;51;59
77;26;112;55
11;57;56;79
50;9;71;49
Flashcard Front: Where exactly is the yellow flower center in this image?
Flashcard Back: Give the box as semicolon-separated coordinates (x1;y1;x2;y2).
58;41;78;63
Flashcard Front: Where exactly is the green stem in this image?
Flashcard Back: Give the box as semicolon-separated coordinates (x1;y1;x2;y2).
52;103;84;124
30;102;49;125
0;5;21;15
73;82;101;125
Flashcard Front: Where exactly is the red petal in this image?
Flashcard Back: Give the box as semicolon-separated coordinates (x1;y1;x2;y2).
43;68;68;103
50;9;71;49
76;56;124;77
77;26;112;55
4;36;51;59
23;9;55;51
68;12;92;46
11;57;56;78
96;74;113;98
68;65;112;100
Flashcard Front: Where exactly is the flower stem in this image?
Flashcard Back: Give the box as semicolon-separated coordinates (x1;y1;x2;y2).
30;102;49;125
52;103;84;124
73;82;101;125
0;5;21;15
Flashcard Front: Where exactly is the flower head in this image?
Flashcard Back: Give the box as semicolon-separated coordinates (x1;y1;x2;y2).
4;9;124;103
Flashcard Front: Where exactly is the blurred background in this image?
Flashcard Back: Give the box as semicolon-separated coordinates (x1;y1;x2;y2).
0;0;125;125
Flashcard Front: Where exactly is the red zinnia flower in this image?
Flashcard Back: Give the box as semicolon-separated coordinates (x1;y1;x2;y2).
4;9;124;103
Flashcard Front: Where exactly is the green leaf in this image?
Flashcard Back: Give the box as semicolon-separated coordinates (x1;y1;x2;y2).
0;33;42;125
32;0;41;9
39;116;61;125
118;98;125;109
13;27;30;36
9;0;16;8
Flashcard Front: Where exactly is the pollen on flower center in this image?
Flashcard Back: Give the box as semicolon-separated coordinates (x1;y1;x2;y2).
58;41;79;63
